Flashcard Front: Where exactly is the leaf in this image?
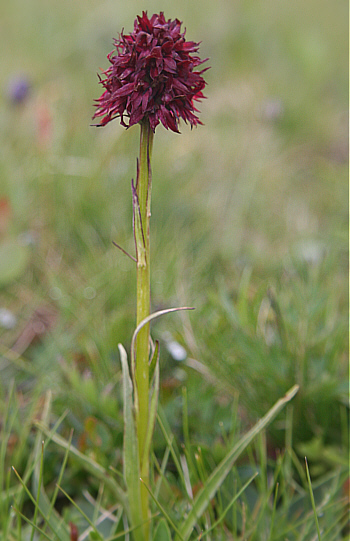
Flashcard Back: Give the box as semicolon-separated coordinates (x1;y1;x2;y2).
12;467;68;541
112;241;137;262
142;357;159;473
305;457;322;541
130;306;194;379
118;343;143;541
35;422;127;508
11;506;53;541
199;472;258;539
0;239;30;287
31;391;70;541
141;480;184;540
157;409;188;495
176;385;299;541
149;339;160;384
153;518;172;541
57;485;104;541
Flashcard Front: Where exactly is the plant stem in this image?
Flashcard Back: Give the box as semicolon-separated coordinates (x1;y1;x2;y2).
135;118;154;534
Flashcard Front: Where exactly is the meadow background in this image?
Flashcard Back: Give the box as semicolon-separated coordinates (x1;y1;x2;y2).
0;0;348;538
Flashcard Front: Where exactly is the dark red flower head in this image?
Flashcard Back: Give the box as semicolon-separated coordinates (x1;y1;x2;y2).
93;12;209;133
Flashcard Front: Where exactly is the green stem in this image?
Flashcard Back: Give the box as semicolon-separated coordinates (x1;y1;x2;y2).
135;118;154;536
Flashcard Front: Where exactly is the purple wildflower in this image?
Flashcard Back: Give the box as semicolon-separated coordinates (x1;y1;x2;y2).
7;76;30;104
93;12;208;133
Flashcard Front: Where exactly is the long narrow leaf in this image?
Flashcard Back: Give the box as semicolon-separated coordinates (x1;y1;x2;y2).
142;358;160;474
57;485;103;540
105;513;160;541
140;479;184;540
149;339;160;384
12;507;53;541
177;385;299;541
118;344;143;541
16;391;70;541
157;410;189;496
200;471;258;539
31;441;45;541
32;392;54;541
12;468;67;541
305;457;322;541
46;430;73;525
10;409;69;539
268;482;279;541
35;422;127;508
0;380;16;522
153;447;172;501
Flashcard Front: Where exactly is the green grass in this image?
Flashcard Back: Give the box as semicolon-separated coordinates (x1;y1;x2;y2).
0;0;348;538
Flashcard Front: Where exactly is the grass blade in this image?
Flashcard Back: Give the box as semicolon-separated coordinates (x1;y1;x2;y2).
267;482;279;541
46;430;73;525
149;339;159;384
157;409;189;497
199;471;258;539
31;441;45;541
140;479;184;540
0;380;16;526
12;467;67;541
142;357;160;473
118;343;143;541
12;507;54;541
305;457;322;541
153;446;172;501
35;422;127;507
177;385;299;541
57;485;104;540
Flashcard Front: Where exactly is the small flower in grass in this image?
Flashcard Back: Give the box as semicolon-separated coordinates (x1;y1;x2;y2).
93;11;209;132
7;75;31;104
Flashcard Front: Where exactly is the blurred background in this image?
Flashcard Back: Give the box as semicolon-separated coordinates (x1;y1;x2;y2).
0;0;348;483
